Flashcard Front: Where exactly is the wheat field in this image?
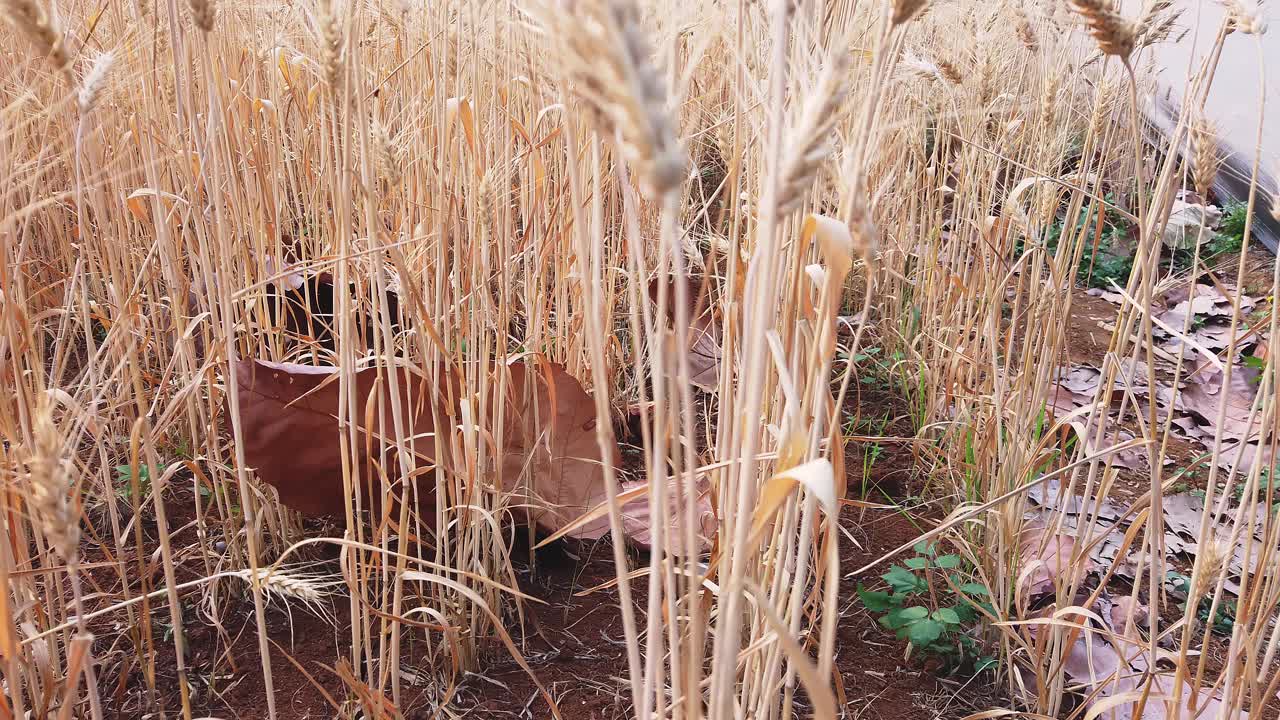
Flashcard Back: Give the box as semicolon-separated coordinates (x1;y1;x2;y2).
1;0;1277;717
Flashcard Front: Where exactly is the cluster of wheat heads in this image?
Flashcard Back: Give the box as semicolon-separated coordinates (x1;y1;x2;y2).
1;0;1275;717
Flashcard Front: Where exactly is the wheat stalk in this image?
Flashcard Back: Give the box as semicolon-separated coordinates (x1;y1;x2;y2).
1270;164;1280;223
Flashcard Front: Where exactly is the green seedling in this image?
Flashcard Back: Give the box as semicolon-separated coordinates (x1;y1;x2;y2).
858;540;997;674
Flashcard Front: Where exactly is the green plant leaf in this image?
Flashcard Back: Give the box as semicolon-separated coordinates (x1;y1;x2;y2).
953;603;977;623
904;556;929;570
934;554;961;569
884;606;926;629
897;606;929;621
913;540;934;555
883;566;923;594
959;583;990;596
906;619;944;646
934;607;961;625
857;586;898;613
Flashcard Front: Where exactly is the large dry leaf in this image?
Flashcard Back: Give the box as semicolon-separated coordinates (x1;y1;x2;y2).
1048;365;1102;415
649;273;723;392
233;359;447;517
1018;521;1094;600
1179;366;1263;442
499;361;714;549
233;358;709;549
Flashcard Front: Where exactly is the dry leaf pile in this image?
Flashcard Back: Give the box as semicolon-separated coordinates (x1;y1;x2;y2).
1026;479;1267;596
1052;283;1271;471
1018;487;1251;720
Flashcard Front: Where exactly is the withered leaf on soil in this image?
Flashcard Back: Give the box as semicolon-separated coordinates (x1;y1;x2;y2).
1179;365;1264;442
233;358;710;549
649;273;723;392
1017;521;1093;601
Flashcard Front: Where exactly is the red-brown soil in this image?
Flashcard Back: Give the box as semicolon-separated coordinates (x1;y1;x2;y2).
89;388;995;720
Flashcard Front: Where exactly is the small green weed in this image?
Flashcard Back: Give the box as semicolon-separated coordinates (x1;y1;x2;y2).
1043;195;1134;290
857;541;996;674
115;463;151;502
1198;597;1237;636
1167;571;1238;635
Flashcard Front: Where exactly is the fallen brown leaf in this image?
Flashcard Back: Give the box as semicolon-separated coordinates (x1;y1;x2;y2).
649;272;723;392
233;359;448;517
232;358;710;549
1179;365;1263;442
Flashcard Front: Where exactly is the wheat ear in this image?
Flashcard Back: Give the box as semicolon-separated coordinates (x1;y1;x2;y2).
1;0;71;78
29;403;79;562
77;52;115;115
548;0;687;196
891;0;929;26
778;51;850;214
1068;0;1135;59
